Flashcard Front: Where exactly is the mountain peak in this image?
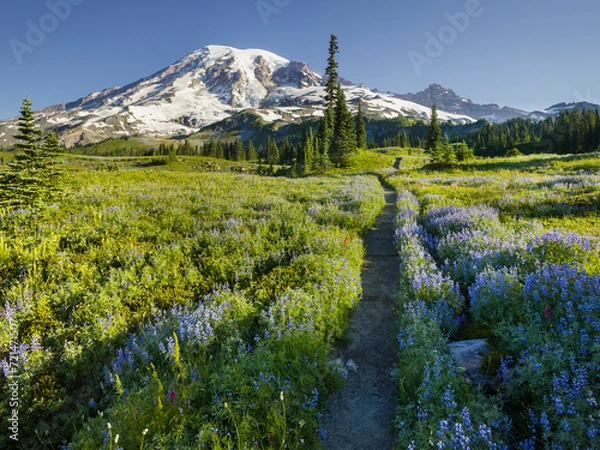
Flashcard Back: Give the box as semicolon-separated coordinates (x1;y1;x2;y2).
425;83;460;97
546;101;600;112
199;45;290;66
396;84;528;123
0;46;473;147
402;83;471;107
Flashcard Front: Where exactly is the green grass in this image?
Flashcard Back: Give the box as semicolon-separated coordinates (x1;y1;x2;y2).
326;147;428;174
68;137;161;157
0;167;385;449
458;151;600;175
2;146;599;448
0;150;14;167
387;152;600;238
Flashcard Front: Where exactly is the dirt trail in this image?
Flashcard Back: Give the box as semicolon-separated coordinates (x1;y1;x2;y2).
322;187;399;450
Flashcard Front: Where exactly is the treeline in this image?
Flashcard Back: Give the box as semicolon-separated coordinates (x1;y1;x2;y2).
379;132;424;149
167;106;600;162
462;108;600;156
362;107;600;157
155;139;258;161
157;137;304;167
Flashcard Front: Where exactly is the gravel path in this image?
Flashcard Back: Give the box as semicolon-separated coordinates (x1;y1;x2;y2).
322;187;399;450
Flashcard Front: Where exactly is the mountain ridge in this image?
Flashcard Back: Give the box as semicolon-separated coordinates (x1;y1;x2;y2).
395;84;600;123
1;46;598;148
0;45;473;147
396;83;529;122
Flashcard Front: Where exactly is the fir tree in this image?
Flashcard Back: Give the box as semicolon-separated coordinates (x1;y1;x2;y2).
442;136;457;166
39;131;64;198
280;138;294;165
314;34;341;171
233;139;246;161
431;143;444;165
455;141;474;161
331;85;356;167
265;137;279;166
355;104;367;150
325;34;340;107
426;104;441;152
311;133;321;172
297;125;314;175
206;141;217;158
215;141;225;159
246;140;257;161
316;111;332;174
0;97;62;206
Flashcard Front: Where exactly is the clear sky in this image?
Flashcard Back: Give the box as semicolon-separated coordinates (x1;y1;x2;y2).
1;0;599;119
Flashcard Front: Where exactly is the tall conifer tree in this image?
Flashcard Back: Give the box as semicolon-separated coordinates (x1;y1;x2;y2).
39;131;64;198
325;34;339;107
0;97;62;206
442;136;456;166
266;137;279;166
426;104;442;153
355;104;367;150
233;139;246;161
316;110;332;173
246;140;257;161
331;85;356;167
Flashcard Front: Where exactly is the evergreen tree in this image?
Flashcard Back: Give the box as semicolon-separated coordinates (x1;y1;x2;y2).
314;34;341;171
324;34;340;107
295;124;306;174
311;133;321;172
455;141;474;161
257;145;265;163
280;138;294;165
246;140;257;161
0;97;62;206
331;85;356;167
426;104;442;152
355;104;367;150
316;111;332;173
297;125;314;174
180;139;193;156
430;143;444;165
233;139;246;161
442;136;457;166
223;142;232;160
206;141;217;158
215;141;225;159
265;137;279;166
39;131;64;198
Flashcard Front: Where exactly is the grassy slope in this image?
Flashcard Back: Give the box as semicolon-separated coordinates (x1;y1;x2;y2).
389;151;600;237
68;137;161;157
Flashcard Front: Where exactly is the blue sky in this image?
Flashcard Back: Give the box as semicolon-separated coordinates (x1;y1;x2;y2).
0;0;599;119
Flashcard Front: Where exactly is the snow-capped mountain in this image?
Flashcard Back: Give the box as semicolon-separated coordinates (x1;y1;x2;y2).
0;46;473;147
396;84;530;123
397;85;600;123
527;102;600;121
